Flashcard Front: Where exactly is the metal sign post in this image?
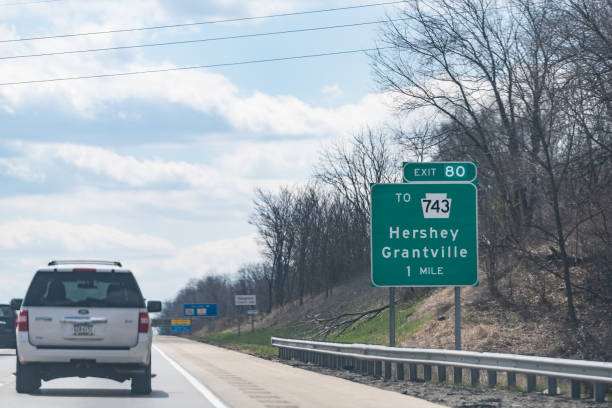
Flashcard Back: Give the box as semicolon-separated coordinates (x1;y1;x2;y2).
389;287;395;347
247;309;258;333
455;287;461;350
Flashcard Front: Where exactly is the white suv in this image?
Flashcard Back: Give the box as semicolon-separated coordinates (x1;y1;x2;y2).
11;260;161;394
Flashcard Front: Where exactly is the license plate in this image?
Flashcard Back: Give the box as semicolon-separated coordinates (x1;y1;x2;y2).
73;323;94;336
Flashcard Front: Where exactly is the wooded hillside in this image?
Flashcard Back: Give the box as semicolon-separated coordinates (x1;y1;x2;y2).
162;0;611;356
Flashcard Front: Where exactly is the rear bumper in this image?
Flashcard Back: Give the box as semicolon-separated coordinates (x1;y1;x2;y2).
31;361;148;382
17;332;151;365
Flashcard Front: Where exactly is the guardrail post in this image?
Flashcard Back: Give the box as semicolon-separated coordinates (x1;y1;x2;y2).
570;380;581;399
507;372;516;387
408;363;418;381
487;370;497;387
454;367;463;384
361;359;368;375
470;368;480;386
437;365;446;382
424;365;432;381
384;361;392;379
396;363;405;380
547;377;557;396
375;361;382;378
368;360;375;377
526;374;537;392
594;382;606;402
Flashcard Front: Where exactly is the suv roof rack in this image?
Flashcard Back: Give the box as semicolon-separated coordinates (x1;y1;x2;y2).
48;260;122;267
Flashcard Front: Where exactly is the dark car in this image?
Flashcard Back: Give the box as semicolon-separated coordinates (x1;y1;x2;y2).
0;304;17;348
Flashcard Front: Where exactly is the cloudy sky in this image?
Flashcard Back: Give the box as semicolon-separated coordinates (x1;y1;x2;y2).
0;0;401;303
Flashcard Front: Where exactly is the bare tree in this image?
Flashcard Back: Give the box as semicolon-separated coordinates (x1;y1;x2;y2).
315;128;399;222
373;0;612;322
250;187;296;307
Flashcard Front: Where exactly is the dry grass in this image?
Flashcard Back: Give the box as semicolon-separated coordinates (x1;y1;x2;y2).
398;267;611;361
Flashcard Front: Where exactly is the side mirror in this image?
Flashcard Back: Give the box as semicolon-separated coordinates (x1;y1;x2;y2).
10;298;22;310
147;300;162;313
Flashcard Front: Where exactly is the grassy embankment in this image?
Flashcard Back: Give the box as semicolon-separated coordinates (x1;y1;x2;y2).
192;301;433;356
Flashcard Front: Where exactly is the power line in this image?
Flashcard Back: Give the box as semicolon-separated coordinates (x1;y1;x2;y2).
0;47;391;86
0;0;63;6
1;19;402;61
1;1;407;43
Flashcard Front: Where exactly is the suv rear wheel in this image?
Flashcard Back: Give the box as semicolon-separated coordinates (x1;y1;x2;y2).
16;357;41;393
131;360;152;395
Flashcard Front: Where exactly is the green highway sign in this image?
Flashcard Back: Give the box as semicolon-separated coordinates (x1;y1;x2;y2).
403;162;477;183
371;183;478;287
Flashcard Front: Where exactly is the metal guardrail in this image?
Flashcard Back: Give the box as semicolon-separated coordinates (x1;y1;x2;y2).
271;337;611;402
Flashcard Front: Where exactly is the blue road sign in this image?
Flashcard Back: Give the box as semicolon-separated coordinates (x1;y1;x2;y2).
171;325;191;334
183;303;218;317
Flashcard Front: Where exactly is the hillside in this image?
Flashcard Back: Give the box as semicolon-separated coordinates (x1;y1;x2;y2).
190;270;611;362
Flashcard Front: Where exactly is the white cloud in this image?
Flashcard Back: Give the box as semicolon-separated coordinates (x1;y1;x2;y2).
0;221;261;302
0;157;46;182
0;63;393;136
0;219;175;252
4;140;316;194
150;233;259;278
321;84;343;97
0;0;394;136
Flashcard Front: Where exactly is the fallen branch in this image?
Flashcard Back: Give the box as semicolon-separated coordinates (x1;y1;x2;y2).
304;304;391;340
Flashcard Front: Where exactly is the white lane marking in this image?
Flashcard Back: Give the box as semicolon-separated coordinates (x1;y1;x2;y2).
153;344;229;408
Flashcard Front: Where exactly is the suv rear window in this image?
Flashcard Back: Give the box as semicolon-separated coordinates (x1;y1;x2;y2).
24;271;145;308
0;306;13;317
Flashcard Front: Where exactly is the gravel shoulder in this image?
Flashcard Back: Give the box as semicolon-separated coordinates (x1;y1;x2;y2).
272;356;610;408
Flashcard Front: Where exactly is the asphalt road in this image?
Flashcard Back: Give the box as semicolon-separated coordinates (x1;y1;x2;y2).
0;336;446;407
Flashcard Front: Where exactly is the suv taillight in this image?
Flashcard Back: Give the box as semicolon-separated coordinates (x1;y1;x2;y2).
17;310;28;332
138;312;149;333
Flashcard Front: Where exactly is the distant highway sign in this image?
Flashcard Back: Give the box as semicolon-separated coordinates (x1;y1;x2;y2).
171;319;191;326
235;295;256;306
183;303;218;317
170;318;191;334
170;325;190;334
